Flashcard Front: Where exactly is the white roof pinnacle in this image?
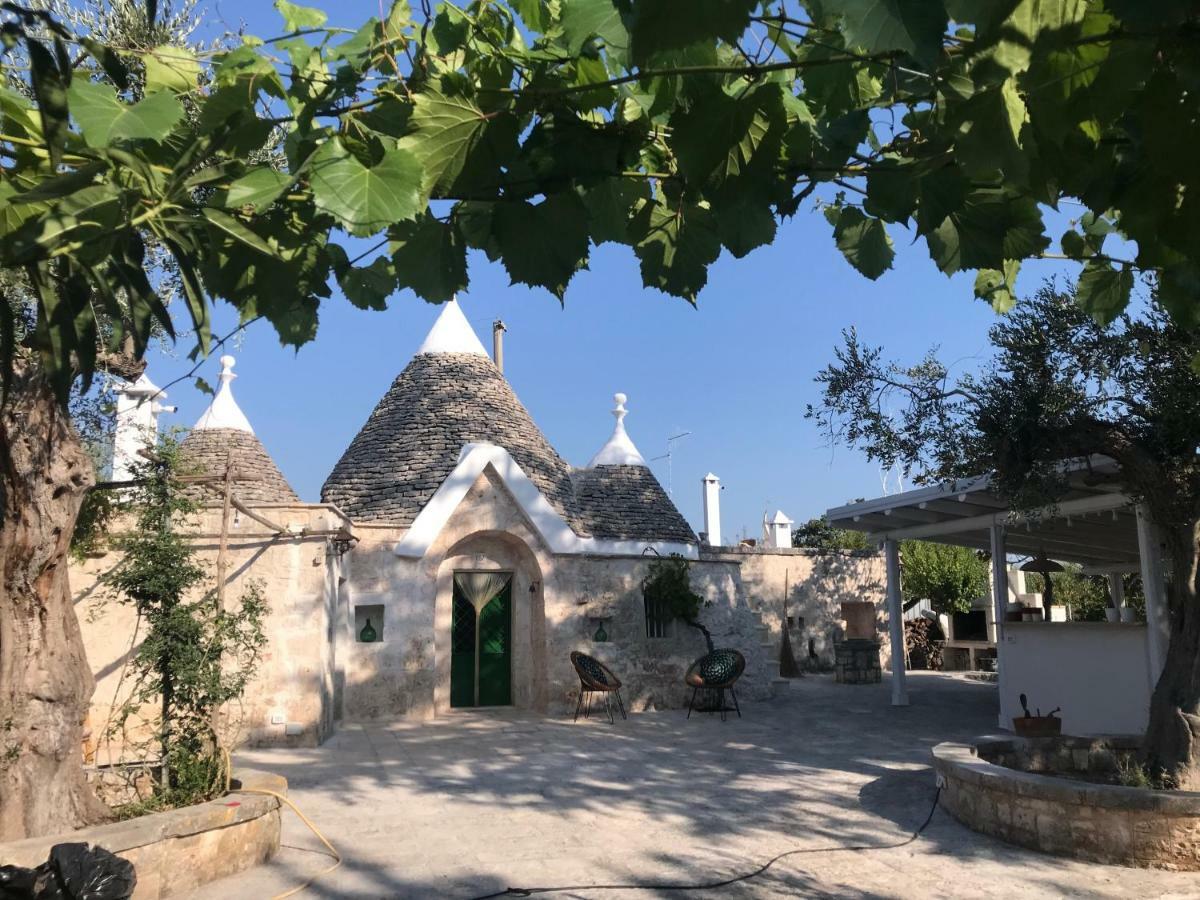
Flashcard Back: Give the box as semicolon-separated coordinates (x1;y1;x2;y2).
193;355;254;433
588;392;648;467
415;296;489;357
770;510;793;524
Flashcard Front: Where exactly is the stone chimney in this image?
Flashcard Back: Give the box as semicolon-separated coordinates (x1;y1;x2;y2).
492;319;507;373
702;473;722;547
765;510;794;549
113;373;175;482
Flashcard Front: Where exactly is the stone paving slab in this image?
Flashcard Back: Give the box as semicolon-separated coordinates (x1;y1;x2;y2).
184;674;1200;899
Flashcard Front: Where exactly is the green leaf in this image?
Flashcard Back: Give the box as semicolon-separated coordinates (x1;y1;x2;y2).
581;178;649;245
309;140;424;236
832;207;894;279
80;37;129;91
389;212;468;303
628;0;756;67
631;198;721;301
223;168;292;212
27;40;70;166
925;189;1048;274
201;208;279;257
276;0;327;31
714;189;777;259
1076;259;1132;325
2;184;124;266
973;259;1020;312
143;45;200;93
492;193;591;298
337;256;396;310
194;376;214;397
400;89;518;197
68;80;183;147
670;85;781;187
560;0;628;54
824;0;948;66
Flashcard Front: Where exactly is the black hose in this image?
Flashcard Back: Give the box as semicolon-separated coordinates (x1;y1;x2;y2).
467;785;942;899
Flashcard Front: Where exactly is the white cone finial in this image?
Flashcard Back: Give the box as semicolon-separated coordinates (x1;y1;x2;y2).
415;297;489;357
193;355;254;433
588;392;647;467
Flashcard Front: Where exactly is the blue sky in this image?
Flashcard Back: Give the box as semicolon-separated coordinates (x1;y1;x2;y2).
150;2;1079;539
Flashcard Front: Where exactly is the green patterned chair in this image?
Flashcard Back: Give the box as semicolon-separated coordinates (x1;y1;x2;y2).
570;651;627;724
685;649;746;721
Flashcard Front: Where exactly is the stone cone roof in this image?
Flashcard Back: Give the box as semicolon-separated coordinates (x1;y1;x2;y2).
321;352;588;530
179;428;299;504
571;465;697;544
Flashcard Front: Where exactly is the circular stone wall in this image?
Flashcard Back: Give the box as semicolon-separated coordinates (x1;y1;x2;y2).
932;737;1200;870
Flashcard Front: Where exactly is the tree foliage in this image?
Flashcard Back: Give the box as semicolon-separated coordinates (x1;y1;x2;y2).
103;437;266;811
900;540;988;615
791;514;870;550
3;0;1200;405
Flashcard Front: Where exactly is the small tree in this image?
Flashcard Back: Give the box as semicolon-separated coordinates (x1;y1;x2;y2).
642;554;713;653
901;541;990;615
103;437;266;811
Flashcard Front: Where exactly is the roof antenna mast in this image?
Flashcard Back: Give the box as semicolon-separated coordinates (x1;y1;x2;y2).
650;430;691;498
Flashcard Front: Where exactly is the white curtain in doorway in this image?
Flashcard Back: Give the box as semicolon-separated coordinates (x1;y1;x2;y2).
454;571;511;612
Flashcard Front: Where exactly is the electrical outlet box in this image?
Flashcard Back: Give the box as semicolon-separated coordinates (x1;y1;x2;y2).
284;723;303;736
270;713;285;725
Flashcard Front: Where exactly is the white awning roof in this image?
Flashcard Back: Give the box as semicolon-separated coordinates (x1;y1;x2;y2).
826;458;1140;568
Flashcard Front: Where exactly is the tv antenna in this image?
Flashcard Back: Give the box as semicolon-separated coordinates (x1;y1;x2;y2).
650;431;691;498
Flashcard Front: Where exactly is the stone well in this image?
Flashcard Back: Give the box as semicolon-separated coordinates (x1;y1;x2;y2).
932;736;1200;870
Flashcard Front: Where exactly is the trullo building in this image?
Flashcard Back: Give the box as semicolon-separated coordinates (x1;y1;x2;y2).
73;300;885;748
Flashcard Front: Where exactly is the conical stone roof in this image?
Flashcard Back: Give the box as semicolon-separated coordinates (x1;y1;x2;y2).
179;356;299;504
321;350;587;530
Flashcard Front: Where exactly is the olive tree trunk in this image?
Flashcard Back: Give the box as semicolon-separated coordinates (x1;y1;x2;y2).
1143;518;1200;788
0;359;108;839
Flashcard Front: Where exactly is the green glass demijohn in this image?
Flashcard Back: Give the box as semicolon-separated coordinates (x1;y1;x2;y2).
360;618;378;643
593;620;608;643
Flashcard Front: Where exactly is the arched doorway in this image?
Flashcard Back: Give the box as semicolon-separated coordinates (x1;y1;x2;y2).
451;572;513;707
433;531;547;715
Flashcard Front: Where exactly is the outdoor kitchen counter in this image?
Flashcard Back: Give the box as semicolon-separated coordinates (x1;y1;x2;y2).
998;620;1152;736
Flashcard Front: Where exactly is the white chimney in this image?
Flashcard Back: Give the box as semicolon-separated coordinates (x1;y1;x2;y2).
765;510;793;549
702;473;722;547
492;319;507;373
113;373;175;482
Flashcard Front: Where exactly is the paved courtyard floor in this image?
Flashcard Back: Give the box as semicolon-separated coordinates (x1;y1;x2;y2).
189;673;1200;898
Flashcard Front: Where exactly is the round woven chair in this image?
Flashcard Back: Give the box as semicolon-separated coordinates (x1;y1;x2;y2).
685;649;746;721
570;651;627;723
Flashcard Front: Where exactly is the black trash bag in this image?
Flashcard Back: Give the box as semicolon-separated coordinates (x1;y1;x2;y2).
50;844;136;900
0;844;135;900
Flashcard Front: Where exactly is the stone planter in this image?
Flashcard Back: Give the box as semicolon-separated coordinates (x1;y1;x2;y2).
933;737;1200;870
0;769;285;898
1012;716;1062;738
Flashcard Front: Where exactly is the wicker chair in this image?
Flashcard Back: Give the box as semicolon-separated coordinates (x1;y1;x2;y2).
570;651;627;723
685;649;746;721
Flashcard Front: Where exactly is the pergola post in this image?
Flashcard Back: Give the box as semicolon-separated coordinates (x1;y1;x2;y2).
1136;504;1170;682
884;538;909;706
989;524;1008;638
989;524;1008;729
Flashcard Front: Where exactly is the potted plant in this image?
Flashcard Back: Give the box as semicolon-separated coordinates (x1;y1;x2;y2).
1013;693;1062;737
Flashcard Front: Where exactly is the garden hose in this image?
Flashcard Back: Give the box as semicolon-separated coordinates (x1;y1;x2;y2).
466;786;942;899
220;748;343;900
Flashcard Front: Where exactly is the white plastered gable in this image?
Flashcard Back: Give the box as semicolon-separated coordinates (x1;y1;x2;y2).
393;443;698;559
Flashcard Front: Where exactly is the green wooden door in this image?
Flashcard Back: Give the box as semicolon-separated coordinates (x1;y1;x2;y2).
477;584;512;706
450;593;476;708
450;578;512;707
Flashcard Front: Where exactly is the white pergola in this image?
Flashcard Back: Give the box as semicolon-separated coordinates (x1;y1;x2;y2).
826;459;1171;708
